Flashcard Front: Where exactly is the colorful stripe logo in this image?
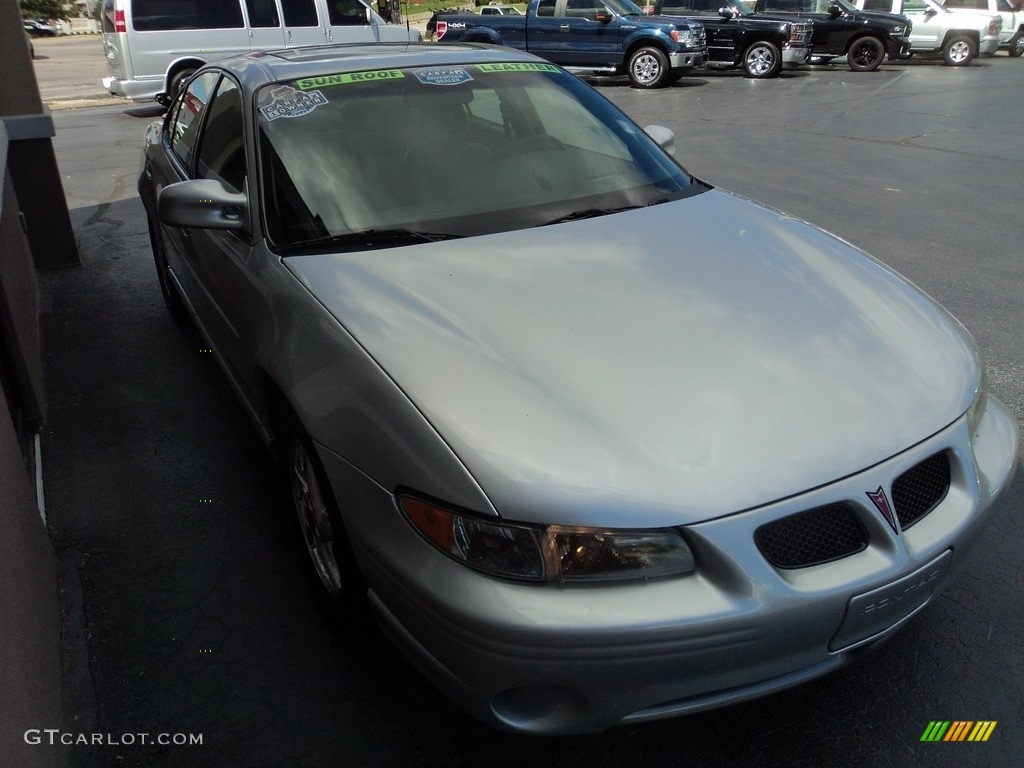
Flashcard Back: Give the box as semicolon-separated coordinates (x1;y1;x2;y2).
920;721;997;742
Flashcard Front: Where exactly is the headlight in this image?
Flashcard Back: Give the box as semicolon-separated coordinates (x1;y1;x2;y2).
671;30;694;45
400;496;695;582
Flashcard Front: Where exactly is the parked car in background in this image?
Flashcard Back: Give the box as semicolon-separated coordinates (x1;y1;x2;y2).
851;0;1002;64
431;0;708;88
753;0;911;69
100;0;420;102
24;19;58;37
654;0;813;77
138;42;1018;736
939;0;1024;55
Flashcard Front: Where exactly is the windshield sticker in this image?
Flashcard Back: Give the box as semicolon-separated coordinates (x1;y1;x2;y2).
294;70;405;91
414;68;474;86
477;63;560;74
259;85;328;121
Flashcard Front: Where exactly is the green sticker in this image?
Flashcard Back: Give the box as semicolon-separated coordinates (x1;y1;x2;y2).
477;63;561;74
295;70;405;90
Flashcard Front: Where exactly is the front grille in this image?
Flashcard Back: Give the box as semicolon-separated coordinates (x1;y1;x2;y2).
892;452;950;530
755;504;868;569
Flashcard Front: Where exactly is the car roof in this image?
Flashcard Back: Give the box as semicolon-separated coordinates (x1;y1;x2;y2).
215;43;546;92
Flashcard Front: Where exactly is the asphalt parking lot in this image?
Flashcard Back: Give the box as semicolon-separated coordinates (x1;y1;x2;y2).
32;36;1024;768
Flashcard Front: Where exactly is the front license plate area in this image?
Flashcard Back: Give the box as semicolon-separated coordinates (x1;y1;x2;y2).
830;550;952;652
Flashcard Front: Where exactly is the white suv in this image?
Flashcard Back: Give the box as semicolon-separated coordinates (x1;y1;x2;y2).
853;0;1003;64
940;0;1024;55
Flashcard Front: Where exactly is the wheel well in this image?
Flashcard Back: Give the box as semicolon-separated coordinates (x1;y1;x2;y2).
165;58;205;90
941;29;980;47
843;32;882;55
625;40;669;63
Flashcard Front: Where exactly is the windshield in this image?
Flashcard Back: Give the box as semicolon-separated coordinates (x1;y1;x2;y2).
257;63;700;251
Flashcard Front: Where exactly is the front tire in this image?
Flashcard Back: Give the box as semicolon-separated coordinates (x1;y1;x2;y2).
743;41;782;78
283;419;367;621
627;46;671;89
943;34;977;66
1008;32;1024;58
847;36;885;72
167;67;197;99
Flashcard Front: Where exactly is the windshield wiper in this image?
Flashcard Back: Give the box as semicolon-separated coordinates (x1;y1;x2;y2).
282;228;464;253
539;206;642;226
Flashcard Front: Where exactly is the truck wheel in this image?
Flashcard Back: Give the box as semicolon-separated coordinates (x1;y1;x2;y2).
168;67;197;98
943;35;977;66
1008;32;1024;57
743;41;782;78
627;47;671;89
847;36;885;72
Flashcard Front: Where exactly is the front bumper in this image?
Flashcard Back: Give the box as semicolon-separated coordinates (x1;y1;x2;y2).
888;36;912;59
783;45;811;65
669;50;709;70
330;396;1017;735
980;35;1001;55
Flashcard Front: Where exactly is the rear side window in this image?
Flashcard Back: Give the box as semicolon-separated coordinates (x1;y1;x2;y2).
281;0;320;26
245;0;281;26
131;0;244;31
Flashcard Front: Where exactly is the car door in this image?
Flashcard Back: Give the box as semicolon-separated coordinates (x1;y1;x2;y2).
244;0;288;49
542;0;626;67
158;71;223;317
162;74;265;409
282;0;327;46
324;0;378;44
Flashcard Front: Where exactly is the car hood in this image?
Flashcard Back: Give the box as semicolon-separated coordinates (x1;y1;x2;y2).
286;190;979;527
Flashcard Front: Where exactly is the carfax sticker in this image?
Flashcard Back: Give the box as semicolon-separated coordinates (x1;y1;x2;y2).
477;63;560;74
414;68;474;86
294;70;405;91
259;85;328;121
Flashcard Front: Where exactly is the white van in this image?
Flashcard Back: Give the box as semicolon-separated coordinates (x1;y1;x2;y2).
101;0;420;102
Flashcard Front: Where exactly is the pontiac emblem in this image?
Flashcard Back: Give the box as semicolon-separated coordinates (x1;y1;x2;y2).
867;486;899;534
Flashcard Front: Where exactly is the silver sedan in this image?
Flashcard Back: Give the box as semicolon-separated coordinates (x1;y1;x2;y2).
137;43;1018;735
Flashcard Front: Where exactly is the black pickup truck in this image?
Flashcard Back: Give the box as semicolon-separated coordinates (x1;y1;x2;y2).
752;0;911;70
654;0;813;77
430;0;708;88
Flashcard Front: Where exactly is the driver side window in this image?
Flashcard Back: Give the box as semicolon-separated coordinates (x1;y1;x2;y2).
169;72;220;172
195;77;247;194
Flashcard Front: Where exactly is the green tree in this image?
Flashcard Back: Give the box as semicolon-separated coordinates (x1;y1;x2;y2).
20;0;69;20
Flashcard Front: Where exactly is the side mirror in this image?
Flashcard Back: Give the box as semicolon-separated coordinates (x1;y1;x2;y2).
644;124;676;155
828;3;843;18
154;91;172;108
595;9;613;22
718;7;737;18
158;179;248;231
923;7;937;16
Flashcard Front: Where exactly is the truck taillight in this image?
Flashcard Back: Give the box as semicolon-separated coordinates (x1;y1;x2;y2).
115;9;126;33
436;21;447;40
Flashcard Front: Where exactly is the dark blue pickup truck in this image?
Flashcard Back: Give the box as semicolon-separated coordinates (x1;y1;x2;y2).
430;0;709;88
